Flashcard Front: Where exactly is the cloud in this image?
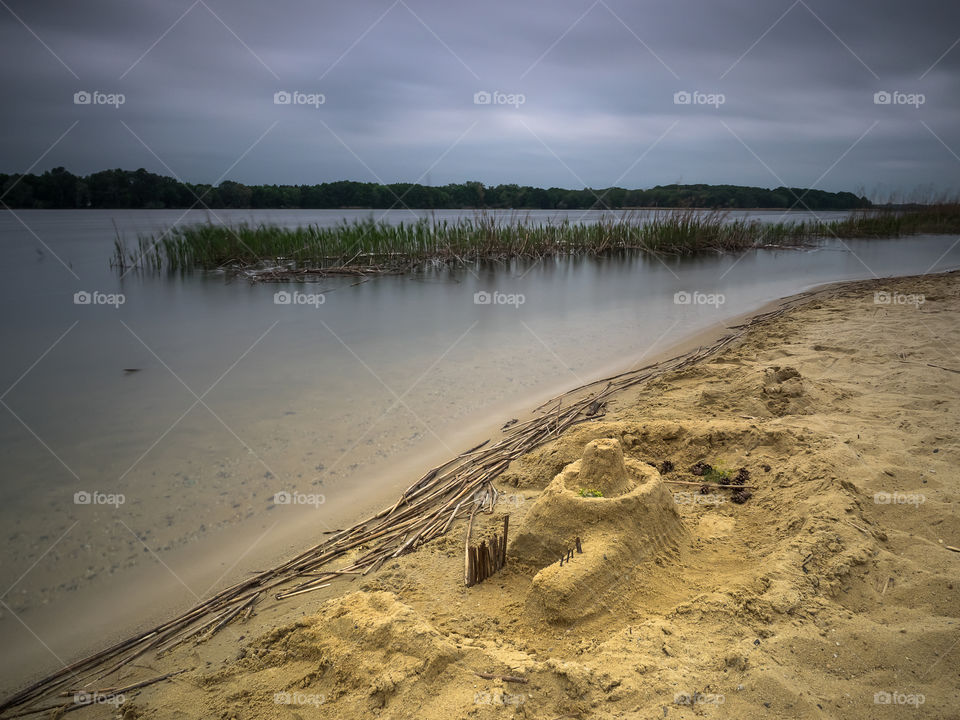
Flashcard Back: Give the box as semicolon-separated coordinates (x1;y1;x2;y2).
1;0;958;197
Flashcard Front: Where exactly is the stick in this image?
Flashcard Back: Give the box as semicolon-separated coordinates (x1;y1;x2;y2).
663;479;757;489
474;672;528;684
464;501;480;586
272;582;330;600
846;520;870;536
927;363;960;374
501;516;509;568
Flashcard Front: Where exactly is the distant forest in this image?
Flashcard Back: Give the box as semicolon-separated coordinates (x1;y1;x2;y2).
0;167;872;210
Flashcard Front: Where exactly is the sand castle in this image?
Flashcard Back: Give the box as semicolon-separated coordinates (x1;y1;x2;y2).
508;438;685;623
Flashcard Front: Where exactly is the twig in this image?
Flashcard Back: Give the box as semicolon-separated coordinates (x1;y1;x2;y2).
927;363;960;374
663;479;756;489
846;519;870;535
474;672;528;684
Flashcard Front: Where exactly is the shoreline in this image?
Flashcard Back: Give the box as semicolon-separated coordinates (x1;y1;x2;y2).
0;284;795;697
4;269;957;715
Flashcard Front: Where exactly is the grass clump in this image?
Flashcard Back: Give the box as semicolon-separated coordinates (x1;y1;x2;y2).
703;464;733;485
110;204;960;274
578;488;604;498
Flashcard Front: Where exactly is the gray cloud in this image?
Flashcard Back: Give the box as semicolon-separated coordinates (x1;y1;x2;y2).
1;0;958;198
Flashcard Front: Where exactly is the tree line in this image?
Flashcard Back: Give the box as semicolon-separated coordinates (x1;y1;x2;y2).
0;167;872;210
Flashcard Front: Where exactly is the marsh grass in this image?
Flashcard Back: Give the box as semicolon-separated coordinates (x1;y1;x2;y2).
110;204;960;274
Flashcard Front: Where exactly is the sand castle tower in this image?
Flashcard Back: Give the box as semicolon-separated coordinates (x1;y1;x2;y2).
508;438;685;623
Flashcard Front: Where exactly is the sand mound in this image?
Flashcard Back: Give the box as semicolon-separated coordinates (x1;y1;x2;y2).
762;364;806;415
203;591;463;714
572;437;635;496
184;590;615;718
509;439;685;623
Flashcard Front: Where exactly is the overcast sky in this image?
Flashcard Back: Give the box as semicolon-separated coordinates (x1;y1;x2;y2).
1;0;958;198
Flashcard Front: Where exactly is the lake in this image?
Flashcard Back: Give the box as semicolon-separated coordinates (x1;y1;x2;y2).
1;208;957;692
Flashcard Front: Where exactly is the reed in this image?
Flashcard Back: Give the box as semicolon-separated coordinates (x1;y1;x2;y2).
110;204;960;275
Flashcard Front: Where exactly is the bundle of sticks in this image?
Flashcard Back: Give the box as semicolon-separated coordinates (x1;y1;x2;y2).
0;294;810;717
465;516;509;587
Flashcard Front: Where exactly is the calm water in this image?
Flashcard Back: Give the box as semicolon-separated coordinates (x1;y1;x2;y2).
1;208;958;691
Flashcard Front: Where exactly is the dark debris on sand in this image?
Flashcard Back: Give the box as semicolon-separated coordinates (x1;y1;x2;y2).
731;489;753;504
690;461;713;477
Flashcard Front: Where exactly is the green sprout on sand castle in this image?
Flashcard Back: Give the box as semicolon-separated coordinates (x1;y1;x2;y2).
690;460;733;483
578;488;604;498
704;464;733;484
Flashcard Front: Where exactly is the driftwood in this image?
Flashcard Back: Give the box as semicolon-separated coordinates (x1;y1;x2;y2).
244;265;405;281
7;671;186;718
0;291;810;718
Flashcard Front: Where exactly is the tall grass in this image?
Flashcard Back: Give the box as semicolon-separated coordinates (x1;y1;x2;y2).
110;204;960;274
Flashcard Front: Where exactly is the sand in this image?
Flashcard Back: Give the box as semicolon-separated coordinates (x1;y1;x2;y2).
23;272;960;718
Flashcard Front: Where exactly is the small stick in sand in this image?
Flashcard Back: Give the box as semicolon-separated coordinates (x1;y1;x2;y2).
846;519;870;535
474;672;528;684
663;479;757;489
927;363;960;374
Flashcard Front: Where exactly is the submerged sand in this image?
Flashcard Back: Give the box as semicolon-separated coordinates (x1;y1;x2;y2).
26;272;960;718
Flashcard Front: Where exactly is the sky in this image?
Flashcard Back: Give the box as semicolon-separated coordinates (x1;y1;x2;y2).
1;0;958;199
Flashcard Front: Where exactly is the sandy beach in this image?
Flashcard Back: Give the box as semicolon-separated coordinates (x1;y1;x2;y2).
8;270;960;719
